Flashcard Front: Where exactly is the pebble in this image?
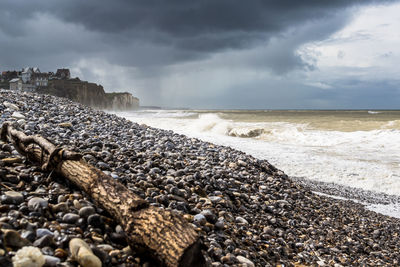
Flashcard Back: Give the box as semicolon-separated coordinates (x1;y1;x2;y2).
193;214;207;226
50;202;68;213
69;238;101;267
1;191;24;205
3;101;19;110
201;209;217;224
33;235;55;248
12;246;45;267
11;111;25;119
3;230;31;248
44;255;61;267
236;255;255;267
21;230;36;242
28;197;48;211
87;214;103;228
36;228;54;238
54;248;68;259
235;216;249;225
78;206;95;218
62;213;80;224
58;122;72;128
96;244;114;253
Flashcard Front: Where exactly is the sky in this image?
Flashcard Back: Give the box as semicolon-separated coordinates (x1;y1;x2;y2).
1;0;400;109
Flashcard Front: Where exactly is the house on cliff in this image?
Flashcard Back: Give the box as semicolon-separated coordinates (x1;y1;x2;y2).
9;78;22;90
55;69;71;79
31;73;49;87
21;67;40;83
8;67;42;92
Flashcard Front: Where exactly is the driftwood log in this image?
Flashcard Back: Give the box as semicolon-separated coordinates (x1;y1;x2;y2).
1;122;205;267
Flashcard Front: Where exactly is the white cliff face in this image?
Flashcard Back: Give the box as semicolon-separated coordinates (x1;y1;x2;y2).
110;93;139;110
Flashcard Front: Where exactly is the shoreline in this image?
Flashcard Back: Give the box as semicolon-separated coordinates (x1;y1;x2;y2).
2;90;400;266
293;177;400;219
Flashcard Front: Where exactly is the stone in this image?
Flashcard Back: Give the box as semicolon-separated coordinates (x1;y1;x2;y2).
221;253;236;264
97;244;114;253
236;256;255;267
12;246;45;267
237;160;247;167
3;230;31;248
58;122;73;128
62;213;80;224
193;214;207;226
201;209;217;224
69;238;101;267
28;197;49;211
3;101;19;110
33;235;55;248
21;230;36;242
215;220;225;230
97;161;110;170
1;157;23;164
209;196;222;203
44;255;61;267
50;202;68;213
36;228;54;238
235;216;249;225
54;248;68;259
11;111;25;119
87;214;103;228
73;199;82;209
1;191;24;205
91;247;110;265
78;206;95;218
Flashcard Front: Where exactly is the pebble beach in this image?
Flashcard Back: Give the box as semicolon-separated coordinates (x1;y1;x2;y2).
1;90;400;266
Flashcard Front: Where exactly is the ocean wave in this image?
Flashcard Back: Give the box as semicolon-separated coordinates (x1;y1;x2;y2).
368;110;380;114
118;109;400;196
228;128;264;138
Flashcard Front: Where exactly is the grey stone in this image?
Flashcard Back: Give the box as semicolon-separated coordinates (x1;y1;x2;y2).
36;228;54;238
62;213;80;224
28;197;48;211
11;111;25;119
1;191;24;205
44;255;61;267
193;214;207;226
33;235;55;248
78;206;95;218
87;214;103;228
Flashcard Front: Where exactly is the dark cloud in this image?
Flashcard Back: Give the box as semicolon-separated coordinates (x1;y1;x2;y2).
1;0;398;108
0;0;392;70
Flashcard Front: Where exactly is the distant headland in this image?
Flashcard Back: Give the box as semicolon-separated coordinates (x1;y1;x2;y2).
0;67;139;110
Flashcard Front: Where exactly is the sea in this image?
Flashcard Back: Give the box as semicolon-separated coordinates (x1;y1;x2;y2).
112;109;400;215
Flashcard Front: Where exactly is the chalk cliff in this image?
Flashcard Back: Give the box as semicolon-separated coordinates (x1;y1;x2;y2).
38;79;139;110
106;92;139;110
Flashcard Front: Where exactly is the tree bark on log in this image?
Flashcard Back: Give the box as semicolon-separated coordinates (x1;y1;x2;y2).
1;122;205;267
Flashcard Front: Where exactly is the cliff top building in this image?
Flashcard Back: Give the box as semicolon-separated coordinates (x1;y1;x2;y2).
55;69;71;79
21;67;40;83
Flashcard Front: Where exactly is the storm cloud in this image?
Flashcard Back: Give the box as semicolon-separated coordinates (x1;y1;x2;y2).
1;0;399;107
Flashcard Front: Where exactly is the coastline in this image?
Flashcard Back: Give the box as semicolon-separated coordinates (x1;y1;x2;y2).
1;90;400;266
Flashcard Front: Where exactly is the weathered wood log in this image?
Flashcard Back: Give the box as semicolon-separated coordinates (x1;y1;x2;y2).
1;122;206;267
